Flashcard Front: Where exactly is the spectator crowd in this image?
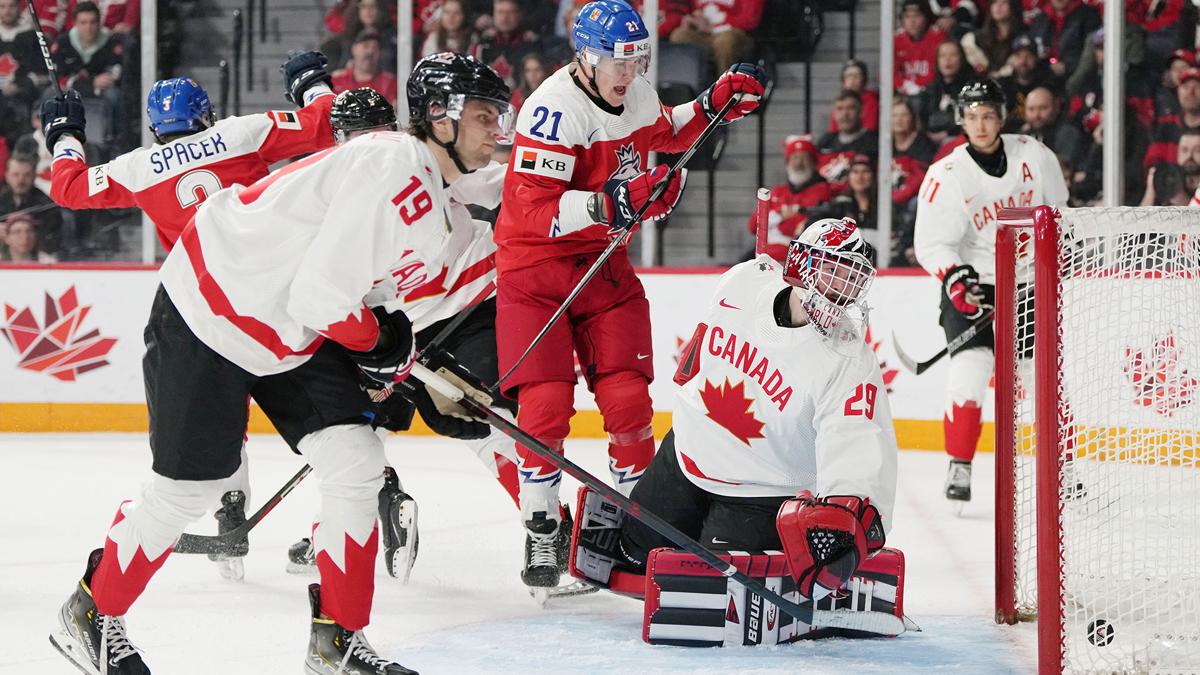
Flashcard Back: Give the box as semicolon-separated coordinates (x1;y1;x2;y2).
757;0;1200;267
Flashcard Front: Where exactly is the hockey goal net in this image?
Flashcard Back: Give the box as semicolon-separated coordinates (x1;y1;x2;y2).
995;206;1200;674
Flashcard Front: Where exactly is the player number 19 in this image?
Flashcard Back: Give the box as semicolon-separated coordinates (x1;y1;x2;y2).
843;382;878;419
392;175;432;225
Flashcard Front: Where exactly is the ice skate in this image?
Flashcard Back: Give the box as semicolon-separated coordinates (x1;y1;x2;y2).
944;459;972;514
49;549;150;675
379;466;419;583
210;490;248;580
287;537;318;575
521;511;562;600
304;584;417;675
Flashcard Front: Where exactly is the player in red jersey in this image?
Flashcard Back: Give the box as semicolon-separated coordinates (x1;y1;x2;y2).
493;0;765;592
41;50;338;251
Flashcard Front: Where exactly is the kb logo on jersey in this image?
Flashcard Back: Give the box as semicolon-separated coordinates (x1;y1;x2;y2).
513;147;575;181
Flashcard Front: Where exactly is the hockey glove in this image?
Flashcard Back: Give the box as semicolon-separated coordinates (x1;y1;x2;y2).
777;491;885;599
280;50;332;105
409;368;491;439
348;306;416;388
698;63;767;125
942;264;995;320
602;164;688;233
41;90;87;152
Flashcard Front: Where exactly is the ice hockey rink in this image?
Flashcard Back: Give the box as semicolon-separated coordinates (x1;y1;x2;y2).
0;432;1037;674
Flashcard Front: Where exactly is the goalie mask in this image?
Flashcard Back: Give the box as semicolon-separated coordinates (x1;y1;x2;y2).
783;217;876;343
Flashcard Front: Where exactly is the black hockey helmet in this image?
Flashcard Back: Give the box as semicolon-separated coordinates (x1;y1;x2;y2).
331;87;397;143
955;78;1007;125
406;52;514;173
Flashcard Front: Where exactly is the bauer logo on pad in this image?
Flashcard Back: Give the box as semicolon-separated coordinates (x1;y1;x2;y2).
513;147;574;182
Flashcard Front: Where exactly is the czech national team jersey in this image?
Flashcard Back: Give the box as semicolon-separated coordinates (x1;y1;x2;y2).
913;133;1068;282
48;89;336;251
366;162;503;331
494;65;707;272
160;131;453;376
670;256;898;528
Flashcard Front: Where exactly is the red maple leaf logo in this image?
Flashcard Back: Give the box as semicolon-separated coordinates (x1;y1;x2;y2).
699;378;765;445
1;286;117;381
0;53;18;82
1124;332;1197;417
864;326;899;393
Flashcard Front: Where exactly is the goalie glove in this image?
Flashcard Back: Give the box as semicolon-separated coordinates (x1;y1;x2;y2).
941;264;995;320
347;306;415;389
776;491;885;600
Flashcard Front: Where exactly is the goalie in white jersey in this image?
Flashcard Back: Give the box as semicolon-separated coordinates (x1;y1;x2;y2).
618;218;898;602
913;78;1068;507
48;53;514;675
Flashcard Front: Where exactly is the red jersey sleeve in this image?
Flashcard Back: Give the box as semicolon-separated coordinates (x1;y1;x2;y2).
254;92;337;164
48;139;138;210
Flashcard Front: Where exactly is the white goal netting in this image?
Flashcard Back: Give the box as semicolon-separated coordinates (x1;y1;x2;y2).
999;206;1200;674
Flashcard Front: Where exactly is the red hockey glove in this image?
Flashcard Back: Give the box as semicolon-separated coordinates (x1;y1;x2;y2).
698;63;767;125
777;491;885;599
346;306;415;389
602;164;688;232
942;264;994;320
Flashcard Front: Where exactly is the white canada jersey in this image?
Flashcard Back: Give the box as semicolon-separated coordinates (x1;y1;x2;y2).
913;134;1067;282
671;256;898;529
365;161;503;330
160;131;453;376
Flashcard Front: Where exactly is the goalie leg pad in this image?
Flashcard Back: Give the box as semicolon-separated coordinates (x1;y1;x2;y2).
642;547;907;647
567;486;645;597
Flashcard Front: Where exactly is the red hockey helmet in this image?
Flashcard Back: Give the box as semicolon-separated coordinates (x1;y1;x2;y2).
783;217;876;338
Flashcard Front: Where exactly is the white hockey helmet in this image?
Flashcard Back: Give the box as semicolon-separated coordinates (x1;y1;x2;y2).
782;217;876;340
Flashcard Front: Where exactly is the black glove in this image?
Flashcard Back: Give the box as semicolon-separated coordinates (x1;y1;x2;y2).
942;264;995;320
280;50;331;105
411;381;491;440
41;89;87;152
347;306;415;388
375;389;417;432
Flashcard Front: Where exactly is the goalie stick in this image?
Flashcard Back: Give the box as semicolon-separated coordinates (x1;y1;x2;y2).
892;308;995;375
173;283;500;555
491;95;742;395
412;361;909;636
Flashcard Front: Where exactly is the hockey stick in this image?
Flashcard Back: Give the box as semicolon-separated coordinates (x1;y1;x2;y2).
491;95;741;395
892;307;995;375
174;464;313;555
754;187;770;256
25;0;64;96
413;361;907;635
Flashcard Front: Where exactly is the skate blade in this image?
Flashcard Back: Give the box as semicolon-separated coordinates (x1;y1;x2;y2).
950;500;966;517
530;580;599;607
388;545;415;585
286;561;319;576
384;500;418;584
49;630;100;675
217;557;245;581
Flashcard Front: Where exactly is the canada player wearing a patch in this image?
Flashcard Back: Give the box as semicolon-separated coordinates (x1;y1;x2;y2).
41;50;339;250
47;53;513;675
913;78;1067;506
620;217;898;603
494;0;767;592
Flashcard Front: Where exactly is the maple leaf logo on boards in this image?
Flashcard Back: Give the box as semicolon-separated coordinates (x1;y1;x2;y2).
1;287;117;381
1123;331;1197;417
699;378;765;445
864;326;899;393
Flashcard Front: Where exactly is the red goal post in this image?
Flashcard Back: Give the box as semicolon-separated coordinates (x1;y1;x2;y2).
995;205;1200;674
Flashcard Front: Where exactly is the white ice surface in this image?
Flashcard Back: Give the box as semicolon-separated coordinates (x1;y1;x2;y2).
0;434;1036;674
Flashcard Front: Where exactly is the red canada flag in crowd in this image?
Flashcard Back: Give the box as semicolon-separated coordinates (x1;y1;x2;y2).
1123;332;1197;417
2;286;117;381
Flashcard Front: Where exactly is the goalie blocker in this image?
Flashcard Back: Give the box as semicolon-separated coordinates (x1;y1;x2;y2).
568;486;908;647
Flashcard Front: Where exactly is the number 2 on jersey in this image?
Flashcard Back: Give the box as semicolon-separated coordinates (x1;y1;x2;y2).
844;383;878;419
176;169;223;209
392;175;432;225
529;106;563;142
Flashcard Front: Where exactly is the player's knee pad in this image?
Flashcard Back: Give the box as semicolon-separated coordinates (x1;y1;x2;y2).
945;347;993;409
594;371;653;437
298;424;387;502
516;380;575;441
